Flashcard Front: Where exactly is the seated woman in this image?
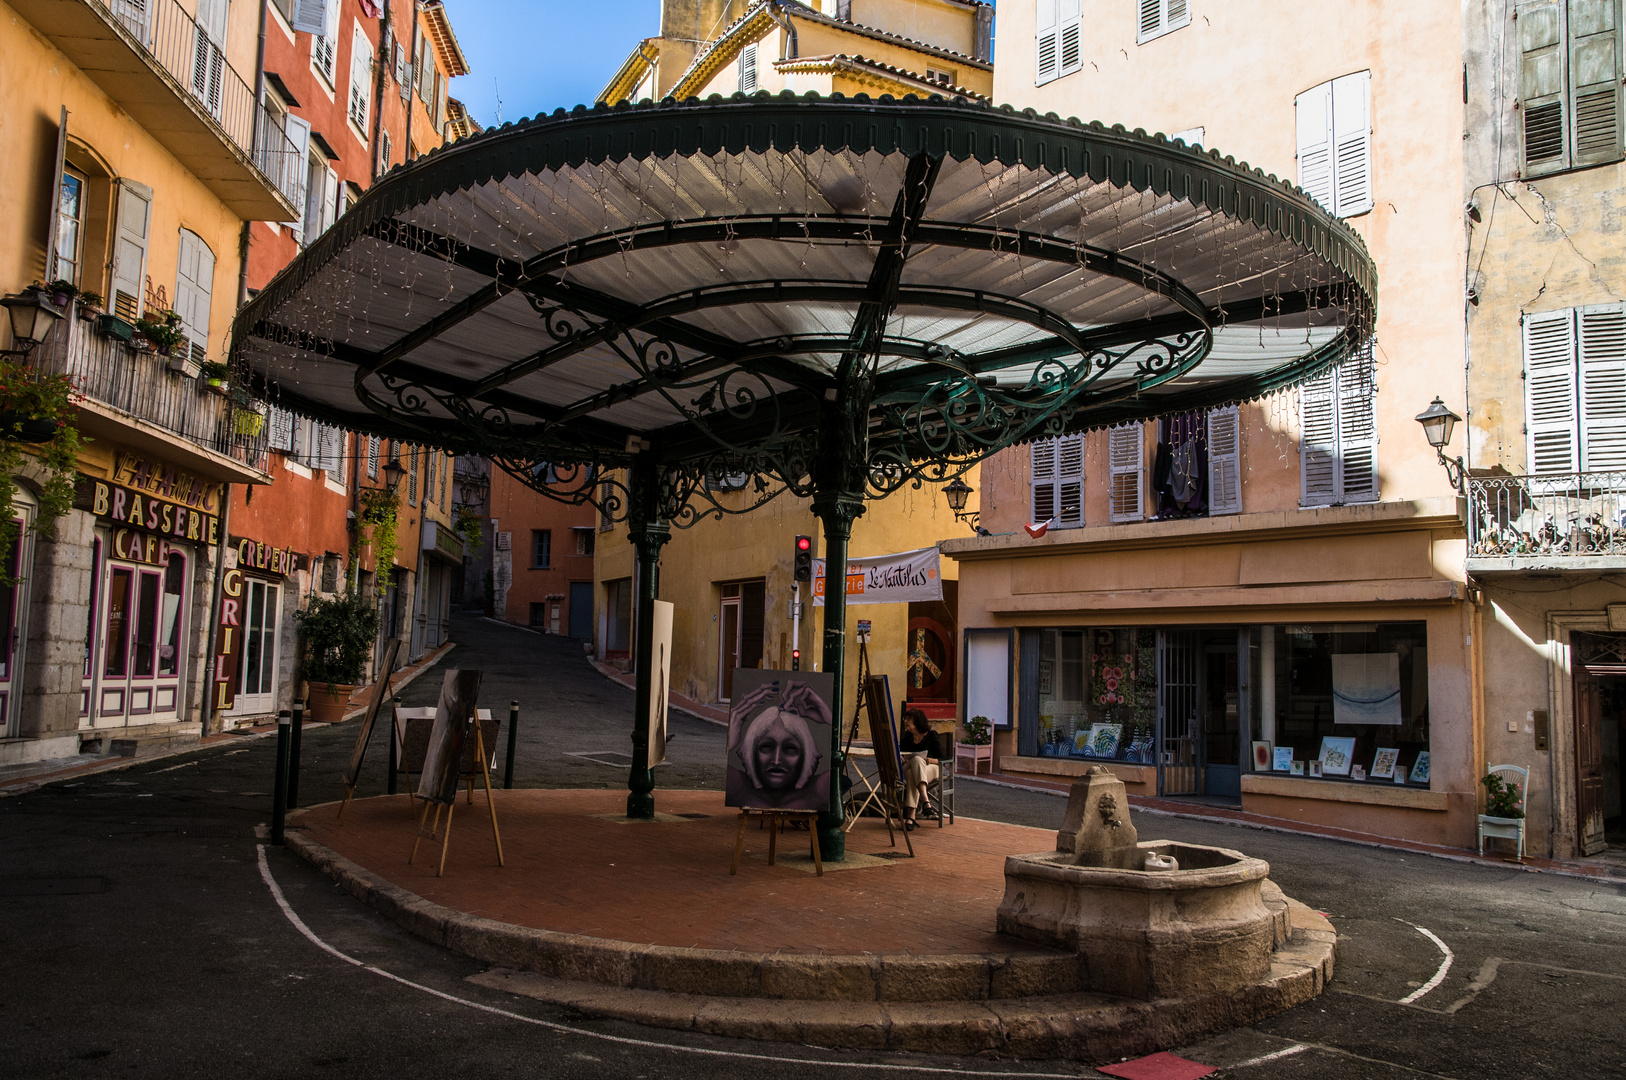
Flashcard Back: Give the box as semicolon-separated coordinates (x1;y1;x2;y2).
898;708;942;830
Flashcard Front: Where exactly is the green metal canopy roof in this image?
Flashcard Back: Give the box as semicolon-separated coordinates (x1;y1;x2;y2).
231;91;1375;504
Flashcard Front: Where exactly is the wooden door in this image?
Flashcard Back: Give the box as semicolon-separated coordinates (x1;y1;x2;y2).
1577;668;1607;855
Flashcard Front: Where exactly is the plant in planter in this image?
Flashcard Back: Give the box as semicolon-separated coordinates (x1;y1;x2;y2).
0;357;83;585
964;715;992;746
1481;772;1524;819
451;503;484;549
133;313;184;357
42;279;78;308
357;486;400;596
76;291;104;319
294;587;382;722
198;361;230;389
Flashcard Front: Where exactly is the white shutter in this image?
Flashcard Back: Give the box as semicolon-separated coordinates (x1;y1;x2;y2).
316;424;337;474
1525;308;1580;474
1336;352;1379;503
1570;0;1623;167
279;113;312;225
1578;304;1626;469
110;179;152;322
290;0;330;35
268;408;295;452
1207;406;1242;515
112;0;153;45
1295;80;1335;212
333;429;349;485
1332;71;1373;216
367;435;379;477
1057;0;1082;77
1108;424;1144;522
191;0;227;118
1030;437;1057;523
1520;1;1569;174
303;163;337;245
738;43;758;92
349;26;373;130
1138;0;1190;43
1056;433;1084;528
1035;0;1059;85
1299;367;1339;506
173;230;215;361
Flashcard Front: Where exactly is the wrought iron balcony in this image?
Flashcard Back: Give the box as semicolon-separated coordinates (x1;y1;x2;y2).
11;0;301;220
31;313;268;476
1467;471;1626;564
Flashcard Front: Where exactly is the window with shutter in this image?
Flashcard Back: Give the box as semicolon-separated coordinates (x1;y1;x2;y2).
1137;0;1191;44
1524;309;1581;473
367;435;379;478
738;43;758;92
1030;437;1057;523
408;446;419;505
110;180;152;323
290;0;330;35
418;39;434;100
1035;0;1059;85
1056;433;1084;527
1518;0;1624;175
316;424;336;475
191;0;228;118
1108;424;1145;522
1296;72;1372;217
1299;349;1379;505
1058;0;1082;77
1207;406;1242;515
1295;81;1334;212
268;408;295;452
303;158;337;246
1578;304;1626;469
112;0;153;46
173;230;215;362
311;0;340;83
349;25;373;132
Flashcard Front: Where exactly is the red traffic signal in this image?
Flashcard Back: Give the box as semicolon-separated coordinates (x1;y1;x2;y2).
792;648;801;671
793;534;813;582
796;536;811;551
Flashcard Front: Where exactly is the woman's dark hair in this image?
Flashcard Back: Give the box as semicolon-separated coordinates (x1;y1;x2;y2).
903;708;929;733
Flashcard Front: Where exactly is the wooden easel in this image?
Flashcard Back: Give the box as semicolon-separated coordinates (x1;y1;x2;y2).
408;670;503;877
336;637;402;824
729;809;823;876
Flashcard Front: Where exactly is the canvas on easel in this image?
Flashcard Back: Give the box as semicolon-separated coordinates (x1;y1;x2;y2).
409;669;503;876
858;673;913;856
336;637;401;823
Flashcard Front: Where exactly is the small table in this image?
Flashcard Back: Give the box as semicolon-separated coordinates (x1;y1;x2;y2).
956;742;993;776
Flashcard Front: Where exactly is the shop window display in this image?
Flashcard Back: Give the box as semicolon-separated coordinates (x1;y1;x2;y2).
1036;627;1157;762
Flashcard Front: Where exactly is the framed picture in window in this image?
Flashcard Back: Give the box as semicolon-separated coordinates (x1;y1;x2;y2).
1272;747;1294;772
1318;736;1357;777
1370;747;1399;780
1411;752;1432;784
1252;741;1272;771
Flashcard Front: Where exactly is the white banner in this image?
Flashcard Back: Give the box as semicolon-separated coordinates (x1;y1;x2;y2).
812;547;942;606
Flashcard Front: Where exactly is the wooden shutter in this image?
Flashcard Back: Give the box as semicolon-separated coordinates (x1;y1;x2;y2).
349;27;372;129
268;408;295;452
192;0;227;117
1299;366;1338;505
110;179;151;322
290;0;330;35
44;107;68;284
303;162;336;245
1056;433;1084;527
738;43;758;92
1525;308;1580;473
1336;352;1379;502
1578;303;1626;469
1030;438;1057;523
1207;406;1242;515
1332;71;1373;215
409;446;419;504
279;113;311;222
367;435;379;477
1108;424;1144;522
1521;1;1569;174
1058;0;1082;77
1295;80;1335;212
173;230;215;363
1035;0;1059;85
1570;0;1623;166
333;429;349;485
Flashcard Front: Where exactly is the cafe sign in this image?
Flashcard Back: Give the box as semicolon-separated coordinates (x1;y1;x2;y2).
74;475;221;546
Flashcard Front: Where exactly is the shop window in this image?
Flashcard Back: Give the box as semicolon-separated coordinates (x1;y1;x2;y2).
1027;627;1158;762
1254;623;1430;785
104;567;133;678
131;570;161;678
531;530;551;568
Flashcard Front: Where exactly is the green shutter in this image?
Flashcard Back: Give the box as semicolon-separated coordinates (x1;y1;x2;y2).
1569;0;1623;165
1520;0;1569;174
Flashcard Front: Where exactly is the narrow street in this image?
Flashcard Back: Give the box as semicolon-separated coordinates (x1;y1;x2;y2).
2;613;1622;1078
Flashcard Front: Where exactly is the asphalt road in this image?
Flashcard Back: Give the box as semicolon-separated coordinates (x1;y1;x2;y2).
2;613;1624;1079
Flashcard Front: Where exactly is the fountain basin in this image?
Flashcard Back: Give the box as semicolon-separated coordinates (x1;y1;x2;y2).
997;841;1274;1001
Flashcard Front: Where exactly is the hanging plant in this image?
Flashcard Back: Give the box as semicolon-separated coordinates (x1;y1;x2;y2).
451;503;483;549
358;485;399;596
134;310;185;356
0;357;84;586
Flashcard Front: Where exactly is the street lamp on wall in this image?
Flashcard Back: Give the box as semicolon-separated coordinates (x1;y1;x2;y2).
1414;397;1467;493
942;477;991;535
1;290;64;359
382;455;407;490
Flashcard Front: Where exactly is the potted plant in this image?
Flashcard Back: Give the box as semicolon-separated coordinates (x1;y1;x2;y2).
199;361;230;391
129;331;152;353
0;356;82;586
76;291;104;320
294;588;381;723
1481;772;1524;821
43;279;78;309
135;311;185;358
964;714;992;746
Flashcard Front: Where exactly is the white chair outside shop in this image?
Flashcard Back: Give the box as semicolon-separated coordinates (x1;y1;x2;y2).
1477;763;1528;861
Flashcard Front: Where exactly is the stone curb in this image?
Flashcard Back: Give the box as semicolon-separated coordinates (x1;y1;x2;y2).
282;819;1335;1060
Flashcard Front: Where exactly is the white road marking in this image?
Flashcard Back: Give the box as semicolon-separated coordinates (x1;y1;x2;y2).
255;846;1085;1077
155;761;199;773
1395;920;1454;1005
1229;1044;1309;1068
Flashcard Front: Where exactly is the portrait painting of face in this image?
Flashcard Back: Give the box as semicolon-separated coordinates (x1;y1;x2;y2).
724;669;836;812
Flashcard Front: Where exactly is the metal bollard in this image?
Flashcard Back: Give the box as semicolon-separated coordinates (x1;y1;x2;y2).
271;710;291;846
387;695;399;795
504;700;519;789
287;698;305;810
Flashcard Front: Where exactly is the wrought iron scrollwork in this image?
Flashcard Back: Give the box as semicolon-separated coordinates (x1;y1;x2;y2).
491;455;632;525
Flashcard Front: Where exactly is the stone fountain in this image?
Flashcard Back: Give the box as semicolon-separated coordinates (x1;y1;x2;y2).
997;767;1290;1001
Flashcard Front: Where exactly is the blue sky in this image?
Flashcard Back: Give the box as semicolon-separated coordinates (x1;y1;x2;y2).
446;1;664;128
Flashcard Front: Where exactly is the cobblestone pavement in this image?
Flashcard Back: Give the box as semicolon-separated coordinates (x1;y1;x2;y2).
2;611;1623;1078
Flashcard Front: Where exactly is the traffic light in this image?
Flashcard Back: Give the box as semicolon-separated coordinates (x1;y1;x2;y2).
793;535;813;582
792;648;801;671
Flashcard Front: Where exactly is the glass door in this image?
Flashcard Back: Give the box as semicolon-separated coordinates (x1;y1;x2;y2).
234;578;280;715
94;552;187;727
1202;629;1243;801
1156;629;1202;795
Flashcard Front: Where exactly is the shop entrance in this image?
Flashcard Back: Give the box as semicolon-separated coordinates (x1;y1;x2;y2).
91;546;188;728
1156;629;1244;802
1572;633;1626;856
234;577;281;715
717;579;765;703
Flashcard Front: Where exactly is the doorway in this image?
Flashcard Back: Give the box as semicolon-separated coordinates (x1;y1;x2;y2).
568;581;592;638
92;548;188;727
717;579;765;702
234;577;281;715
1156;628;1244;802
1573;632;1626;855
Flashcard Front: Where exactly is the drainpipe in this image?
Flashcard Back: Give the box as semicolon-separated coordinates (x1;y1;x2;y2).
372;0;392;182
239;0;271;309
768;3;797;59
404;4;420;162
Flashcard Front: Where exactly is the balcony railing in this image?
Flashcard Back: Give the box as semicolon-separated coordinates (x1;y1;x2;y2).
32;313;268;472
95;0;304;211
1468;472;1626;559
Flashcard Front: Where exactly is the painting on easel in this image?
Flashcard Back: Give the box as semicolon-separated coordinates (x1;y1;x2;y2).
409;669;503;876
724;669;835;813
